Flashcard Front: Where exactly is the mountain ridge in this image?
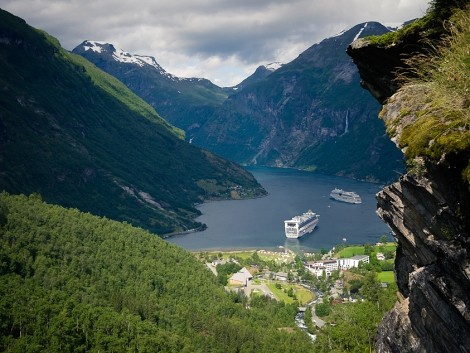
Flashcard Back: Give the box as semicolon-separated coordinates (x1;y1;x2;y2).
0;8;266;235
73;40;231;132
75;22;405;184
192;21;404;183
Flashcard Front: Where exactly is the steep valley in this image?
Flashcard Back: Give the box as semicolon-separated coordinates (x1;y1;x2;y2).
74;22;405;184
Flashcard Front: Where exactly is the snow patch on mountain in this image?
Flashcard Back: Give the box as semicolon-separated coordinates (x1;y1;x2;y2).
83;42;102;53
353;22;368;41
265;62;283;71
333;30;346;38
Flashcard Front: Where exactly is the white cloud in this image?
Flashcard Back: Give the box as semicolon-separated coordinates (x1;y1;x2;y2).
1;0;430;86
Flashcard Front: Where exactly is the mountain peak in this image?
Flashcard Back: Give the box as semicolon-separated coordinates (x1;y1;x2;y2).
334;21;391;42
75;40;175;78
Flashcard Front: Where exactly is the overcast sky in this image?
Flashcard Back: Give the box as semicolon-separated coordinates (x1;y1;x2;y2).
2;0;430;87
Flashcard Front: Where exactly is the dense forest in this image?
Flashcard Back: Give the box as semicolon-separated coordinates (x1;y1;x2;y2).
0;193;313;352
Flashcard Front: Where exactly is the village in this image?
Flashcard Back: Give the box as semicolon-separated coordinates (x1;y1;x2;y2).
197;239;397;335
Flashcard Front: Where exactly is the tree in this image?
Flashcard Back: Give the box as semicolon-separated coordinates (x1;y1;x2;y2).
379;234;388;244
287;271;294;282
315;302;331;317
361;271;382;304
384;250;395;259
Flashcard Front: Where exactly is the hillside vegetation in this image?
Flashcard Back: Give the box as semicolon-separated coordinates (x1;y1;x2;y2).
380;4;470;185
0;9;265;235
0;193;313;352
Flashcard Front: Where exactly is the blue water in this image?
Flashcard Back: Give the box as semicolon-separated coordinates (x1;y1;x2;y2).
167;166;393;252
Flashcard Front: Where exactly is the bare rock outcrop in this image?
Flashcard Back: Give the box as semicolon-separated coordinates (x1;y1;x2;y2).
375;160;470;352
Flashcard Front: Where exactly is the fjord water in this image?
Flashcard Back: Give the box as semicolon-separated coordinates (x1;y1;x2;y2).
167;167;393;252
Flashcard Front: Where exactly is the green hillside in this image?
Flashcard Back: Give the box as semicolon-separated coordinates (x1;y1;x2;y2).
0;9;265;235
0;193;312;352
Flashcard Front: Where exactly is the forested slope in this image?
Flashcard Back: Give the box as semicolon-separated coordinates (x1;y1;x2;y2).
0;192;312;352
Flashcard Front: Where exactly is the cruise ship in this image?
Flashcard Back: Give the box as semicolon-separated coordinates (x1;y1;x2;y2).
284;210;320;239
330;188;362;204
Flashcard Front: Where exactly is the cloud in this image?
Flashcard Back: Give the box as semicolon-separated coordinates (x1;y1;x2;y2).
2;0;430;86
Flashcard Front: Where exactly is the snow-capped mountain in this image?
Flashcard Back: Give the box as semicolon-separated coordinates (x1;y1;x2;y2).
73;22;404;183
73;41;230;130
75;40;177;80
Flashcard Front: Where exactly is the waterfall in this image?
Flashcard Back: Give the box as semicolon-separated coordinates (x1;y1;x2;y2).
343;110;349;135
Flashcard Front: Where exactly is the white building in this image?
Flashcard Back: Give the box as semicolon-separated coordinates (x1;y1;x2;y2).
229;267;253;286
338;255;370;270
306;259;339;278
305;255;370;277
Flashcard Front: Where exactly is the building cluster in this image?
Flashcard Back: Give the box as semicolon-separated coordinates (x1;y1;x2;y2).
305;255;370;277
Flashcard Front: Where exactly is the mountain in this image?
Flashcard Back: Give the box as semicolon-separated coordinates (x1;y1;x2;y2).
348;2;470;352
76;23;404;183
233;62;283;91
191;22;404;183
0;9;266;236
72;41;231;132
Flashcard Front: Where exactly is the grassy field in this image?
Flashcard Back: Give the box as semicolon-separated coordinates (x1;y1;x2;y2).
335;243;397;258
266;283;314;305
199;249;294;263
336;246;365;258
382;244;398;252
377;271;395;283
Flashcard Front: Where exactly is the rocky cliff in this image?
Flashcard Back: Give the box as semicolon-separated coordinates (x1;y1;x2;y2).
348;4;470;353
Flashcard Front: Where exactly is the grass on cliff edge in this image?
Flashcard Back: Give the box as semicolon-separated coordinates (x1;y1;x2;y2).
394;6;470;184
366;0;470;46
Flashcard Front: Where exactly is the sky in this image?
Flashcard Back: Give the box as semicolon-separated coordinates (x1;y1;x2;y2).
1;0;431;87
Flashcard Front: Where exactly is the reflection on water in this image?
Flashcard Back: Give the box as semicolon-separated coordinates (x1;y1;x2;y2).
283;238;302;255
167;166;393;252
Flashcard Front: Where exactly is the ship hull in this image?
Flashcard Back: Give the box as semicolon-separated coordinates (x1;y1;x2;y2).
285;219;319;239
330;196;361;204
284;210;320;238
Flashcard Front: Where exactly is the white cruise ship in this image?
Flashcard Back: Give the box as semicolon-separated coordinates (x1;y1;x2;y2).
284;210;320;239
330;188;362;204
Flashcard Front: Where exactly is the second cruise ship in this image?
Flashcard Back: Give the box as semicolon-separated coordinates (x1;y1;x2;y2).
330;188;362;204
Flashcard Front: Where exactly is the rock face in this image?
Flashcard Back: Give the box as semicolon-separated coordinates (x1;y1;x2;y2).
348;22;470;353
346;31;425;104
375;158;470;353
